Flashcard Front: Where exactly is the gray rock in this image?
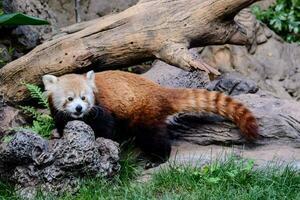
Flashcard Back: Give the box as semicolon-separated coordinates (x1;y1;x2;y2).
142;60;210;88
206;72;259;95
0;121;120;198
0;104;27;137
200;32;300;101
0;44;11;67
44;0;139;27
0;131;48;165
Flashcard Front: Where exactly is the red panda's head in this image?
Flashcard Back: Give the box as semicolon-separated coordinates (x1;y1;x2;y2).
42;71;97;119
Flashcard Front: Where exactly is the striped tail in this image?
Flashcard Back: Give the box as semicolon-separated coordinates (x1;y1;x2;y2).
170;88;259;139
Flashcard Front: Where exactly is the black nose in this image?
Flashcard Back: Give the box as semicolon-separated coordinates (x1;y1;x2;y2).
76;105;82;112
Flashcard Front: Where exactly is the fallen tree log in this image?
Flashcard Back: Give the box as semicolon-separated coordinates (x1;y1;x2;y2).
0;0;262;103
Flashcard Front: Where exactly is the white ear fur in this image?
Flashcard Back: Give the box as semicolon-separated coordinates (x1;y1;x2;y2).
42;74;58;90
86;70;97;92
86;70;95;82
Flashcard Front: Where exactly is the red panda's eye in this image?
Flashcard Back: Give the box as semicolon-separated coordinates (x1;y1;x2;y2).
67;97;73;101
81;96;86;100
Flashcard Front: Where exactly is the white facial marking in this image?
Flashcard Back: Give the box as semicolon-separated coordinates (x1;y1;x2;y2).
66;97;88;118
42;73;96;118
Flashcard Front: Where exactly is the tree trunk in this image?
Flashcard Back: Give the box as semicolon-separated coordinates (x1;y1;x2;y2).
0;0;260;103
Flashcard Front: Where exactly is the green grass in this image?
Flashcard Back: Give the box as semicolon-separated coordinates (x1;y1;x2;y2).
1;156;299;200
0;180;16;199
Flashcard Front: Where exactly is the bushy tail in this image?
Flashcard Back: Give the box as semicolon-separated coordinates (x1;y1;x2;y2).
170;88;258;139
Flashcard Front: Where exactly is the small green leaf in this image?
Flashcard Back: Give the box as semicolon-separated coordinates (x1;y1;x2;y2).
24;83;49;109
226;170;238;178
192;171;201;177
0;13;49;25
201;165;209;174
275;4;284;12
206;177;221;184
243;159;255;172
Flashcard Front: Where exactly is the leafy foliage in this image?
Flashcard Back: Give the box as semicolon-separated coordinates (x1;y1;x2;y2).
24;83;50;109
20;83;54;138
252;0;300;43
0;13;50;25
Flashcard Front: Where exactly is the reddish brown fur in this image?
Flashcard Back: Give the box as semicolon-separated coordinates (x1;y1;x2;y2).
93;70;259;139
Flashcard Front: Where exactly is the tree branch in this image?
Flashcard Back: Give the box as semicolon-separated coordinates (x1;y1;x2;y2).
0;0;260;103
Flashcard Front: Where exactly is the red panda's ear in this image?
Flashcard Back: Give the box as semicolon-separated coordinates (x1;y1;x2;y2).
42;74;58;90
86;70;97;92
86;70;95;82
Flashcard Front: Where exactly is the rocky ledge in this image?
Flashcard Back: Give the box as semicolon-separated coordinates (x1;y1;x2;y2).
0;121;120;198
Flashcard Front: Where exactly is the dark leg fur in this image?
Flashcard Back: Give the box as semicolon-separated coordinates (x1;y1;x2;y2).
53;111;71;136
134;124;171;163
52;106;115;139
83;106;115;139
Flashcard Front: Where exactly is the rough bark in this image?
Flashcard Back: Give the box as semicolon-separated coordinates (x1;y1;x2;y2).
0;0;261;103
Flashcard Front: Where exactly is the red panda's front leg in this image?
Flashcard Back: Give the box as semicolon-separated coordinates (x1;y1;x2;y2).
134;123;171;163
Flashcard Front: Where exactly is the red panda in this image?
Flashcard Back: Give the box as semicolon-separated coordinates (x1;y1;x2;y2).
43;70;259;161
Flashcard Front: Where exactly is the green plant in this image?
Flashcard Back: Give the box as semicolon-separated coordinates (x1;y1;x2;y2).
7;46;14;56
252;0;300;43
0;0;49;26
20;83;54;138
0;13;50;25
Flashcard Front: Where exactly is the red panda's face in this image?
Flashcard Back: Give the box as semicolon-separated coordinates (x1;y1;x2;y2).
42;71;97;118
60;89;94;118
